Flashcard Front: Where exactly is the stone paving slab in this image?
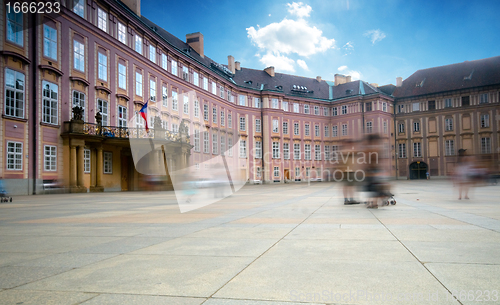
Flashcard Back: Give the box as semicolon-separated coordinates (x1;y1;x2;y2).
79;294;205;305
0;289;97;305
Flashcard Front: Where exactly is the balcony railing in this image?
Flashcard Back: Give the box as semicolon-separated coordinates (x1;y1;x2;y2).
81;122;189;143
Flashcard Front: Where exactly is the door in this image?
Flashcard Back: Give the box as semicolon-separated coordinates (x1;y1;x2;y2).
284;169;290;180
409;161;428;179
121;155;129;191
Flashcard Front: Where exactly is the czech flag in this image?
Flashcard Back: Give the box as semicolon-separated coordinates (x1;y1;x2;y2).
139;101;149;131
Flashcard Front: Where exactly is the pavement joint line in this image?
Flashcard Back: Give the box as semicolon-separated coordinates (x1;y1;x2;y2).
367;206;464;305
199;185;335;305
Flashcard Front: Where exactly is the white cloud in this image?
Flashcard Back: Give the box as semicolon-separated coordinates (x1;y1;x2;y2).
338;65;348;72
260;53;296;72
364;29;386;44
342;41;354;55
297;59;309;70
287;2;312;18
246;18;335;57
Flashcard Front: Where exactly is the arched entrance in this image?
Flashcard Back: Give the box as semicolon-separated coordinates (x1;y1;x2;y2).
409;161;428;179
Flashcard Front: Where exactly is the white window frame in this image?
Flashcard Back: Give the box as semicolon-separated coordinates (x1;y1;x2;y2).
282;101;289;111
414;121;420;132
272;98;279;109
203;104;208;121
341;105;347;114
315;144;321;160
239;95;246;106
366;121;373;134
293;103;299;113
194;100;199;117
42;81;58;125
305;144;311;160
73;40;85;71
84;148;91;173
203;132;209;153
103;151;112;174
294;143;300;160
220;111;225;126
445;140;454;156
118;105;127;127
240;117;246;131
445;118;453;131
6;141;23;170
72;90;85;120
332;125;338;137
283;143;290;160
305;124;310;136
228;137;233;156
314;125;320;137
162;86;168;107
194;129;200;152
481;137;491;154
43;24;57;60
6;11;23;46
97;99;108;126
255;98;261;108
412;102;420;111
135;35;142;54
118;63;126;89
256;119;261;133
413;142;421;157
398;143;406;158
44;145;57;171
5;69;25;118
212;107;217;124
183;95;189;114
149;44;156;63
212;133;218;154
149;79;156;102
274;166;280;178
332;107;338;116
98;52;107;81
97;7;107;32
342;124;348;136
294;123;299;135
314;106;319;115
445;98;452;108
324;125;329;137
283;122;288;134
240;140;247;158
161;53;168;70
255;141;262;158
272;119;279;133
193;71;199;86
171;59;177;76
481;114;490;128
272;141;280;159
228;113;232;128
304;105;310;114
172;91;178;110
118;22;127;44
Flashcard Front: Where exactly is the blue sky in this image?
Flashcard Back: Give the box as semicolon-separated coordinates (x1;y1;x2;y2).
142;0;500;86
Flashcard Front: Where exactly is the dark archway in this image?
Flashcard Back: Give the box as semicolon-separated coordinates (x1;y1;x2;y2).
409;161;428;179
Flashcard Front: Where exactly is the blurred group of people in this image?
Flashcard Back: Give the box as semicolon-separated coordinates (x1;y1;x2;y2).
452;149;497;200
338;134;392;209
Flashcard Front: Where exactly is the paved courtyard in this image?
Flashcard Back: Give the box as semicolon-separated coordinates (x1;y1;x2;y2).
0;180;499;304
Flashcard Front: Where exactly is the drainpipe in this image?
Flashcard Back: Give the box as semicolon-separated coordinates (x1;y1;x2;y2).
31;14;37;194
260;84;264;182
394;99;398;180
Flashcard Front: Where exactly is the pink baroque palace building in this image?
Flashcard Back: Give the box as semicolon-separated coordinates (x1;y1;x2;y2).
1;0;499;195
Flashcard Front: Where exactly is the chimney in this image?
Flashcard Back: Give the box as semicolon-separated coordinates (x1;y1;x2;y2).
121;0;141;16
186;32;204;58
316;76;322;82
264;66;275;77
346;75;352;83
334;74;347;86
396;77;403;87
228;55;235;74
235;61;241;71
370;83;378;87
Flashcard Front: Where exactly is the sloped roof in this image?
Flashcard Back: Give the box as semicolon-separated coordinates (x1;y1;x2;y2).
393;56;500;98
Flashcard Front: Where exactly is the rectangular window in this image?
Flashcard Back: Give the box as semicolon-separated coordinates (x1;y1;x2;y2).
445;140;454;156
428;100;435;110
323;107;329;116
193;72;199;86
240;140;247;158
103;151;112;173
315;144;321;160
413;142;421;157
43;24;57;60
325;145;330;160
255;141;262;158
239;95;246;106
365;102;372;112
480;93;489;104
272;142;280;159
274;166;279;178
305;124;310;136
149;79;156;102
172;91;178;110
42;81;58;125
341;105;347;115
398;104;405;113
481;114;490;128
194;130;200;152
256;167;261;178
149;45;156;63
118;22;126;44
212;107;217;124
412;102;420;111
323;126;329;137
162;86;168;107
254;98;261;108
7;11;23;45
212;133;218;154
383;121;388;134
171;59;177;76
182;66;189;81
445;118;453;131
220;86;224;98
220;111;225;126
6;141;23;170
366;121;372;134
135;35;142;54
382;103;387;112
72;91;85;119
445;98;452;108
97;99;108;126
293;103;299;113
183;95;189;114
332;107;338;116
118;105;127;127
282;101;289;111
332;145;339;161
294;123;299;135
161;53;168;70
73;40;85;71
481;137;491;154
228;137;233;156
342;124;348;136
172;124;179;133
83;148;90;173
44;145;57;171
314;125;319;137
399;123;405;133
240;117;246;131
73;0;85;17
221;136;226;155
461;96;470;106
203;132;209;153
295;167;300;178
304;105;310;114
305;144;311;160
283;122;288;134
332;126;338;137
98;52;107;81
97;8;107;32
283;143;290;160
194;100;199;117
203;104;208;121
272;119;279;133
203;77;208;90
398;143;406;158
5;69;25;118
272;98;279;109
117;63;126;89
294;144;300;160
414;121;420;132
256;119;261;133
